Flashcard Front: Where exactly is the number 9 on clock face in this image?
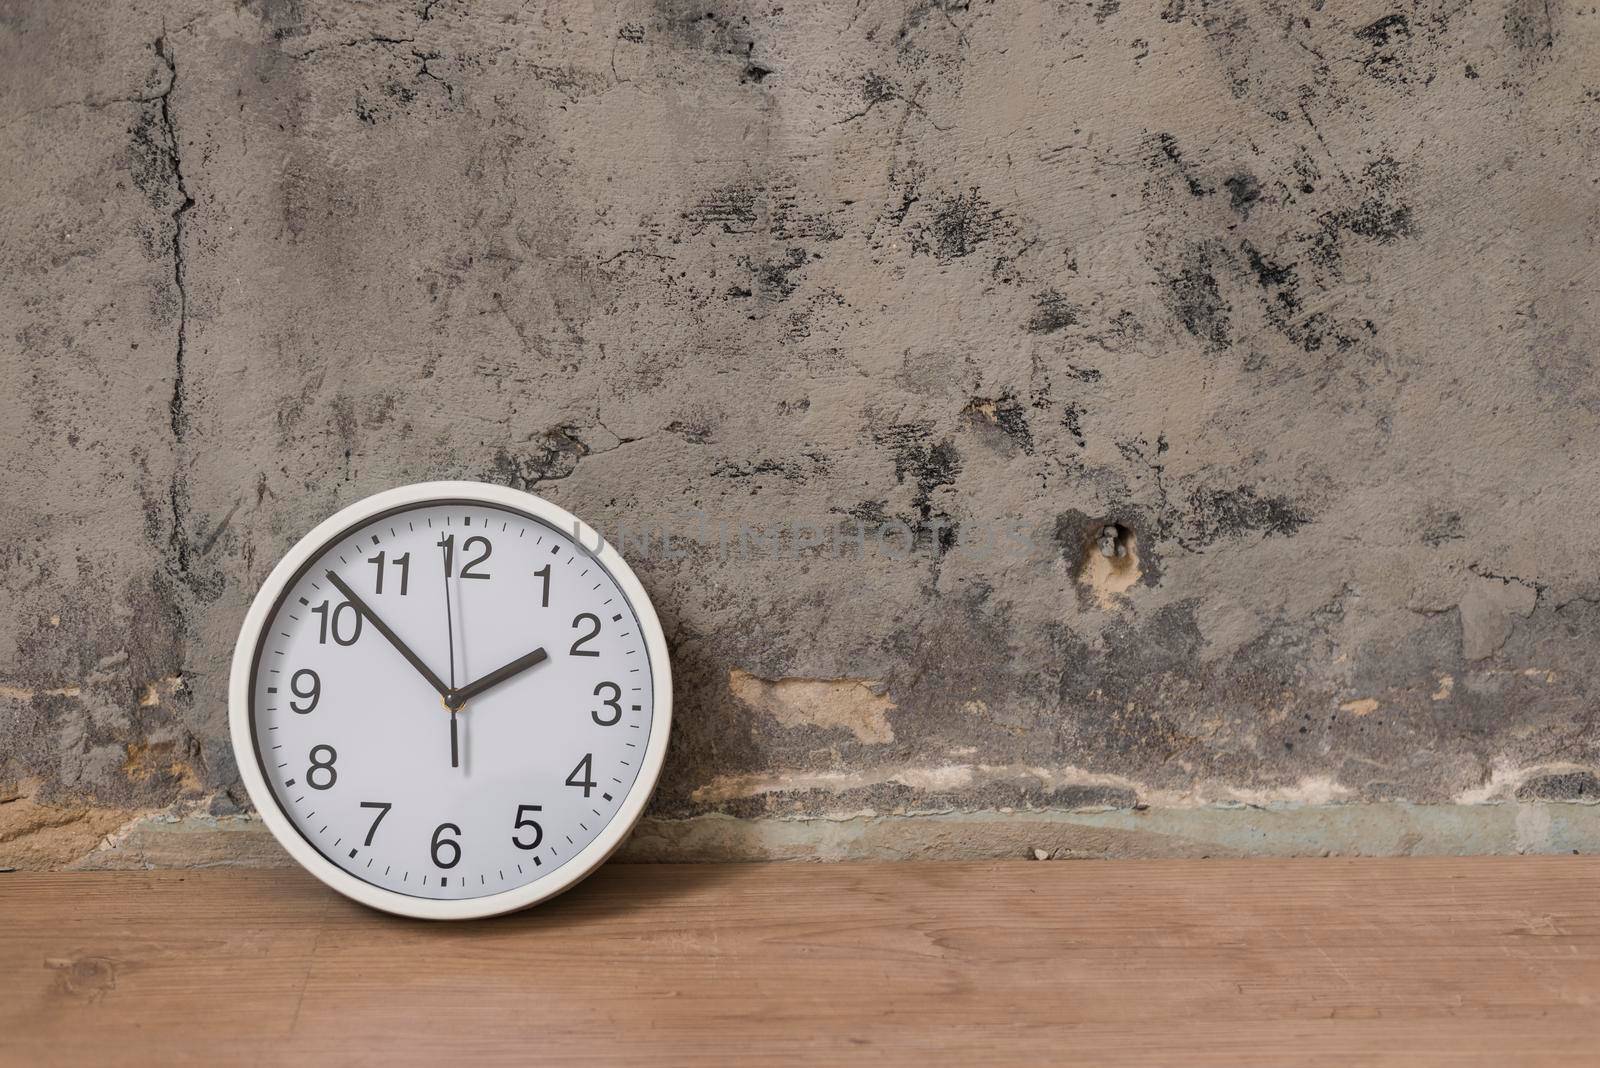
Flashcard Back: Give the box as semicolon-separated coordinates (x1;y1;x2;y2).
227;482;672;920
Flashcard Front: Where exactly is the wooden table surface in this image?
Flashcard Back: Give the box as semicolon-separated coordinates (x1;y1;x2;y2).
2;858;1598;1066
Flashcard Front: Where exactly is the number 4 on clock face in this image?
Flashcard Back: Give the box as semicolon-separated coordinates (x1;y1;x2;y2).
566;754;596;797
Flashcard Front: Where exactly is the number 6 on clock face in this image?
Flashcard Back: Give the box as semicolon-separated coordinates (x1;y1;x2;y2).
227;481;673;920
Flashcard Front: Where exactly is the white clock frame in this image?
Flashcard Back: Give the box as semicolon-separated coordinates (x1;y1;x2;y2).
227;480;673;920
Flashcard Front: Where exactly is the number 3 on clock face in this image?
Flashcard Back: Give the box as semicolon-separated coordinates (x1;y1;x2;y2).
227;481;673;920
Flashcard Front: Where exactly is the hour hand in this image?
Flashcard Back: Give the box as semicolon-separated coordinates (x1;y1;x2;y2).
449;646;549;709
324;570;452;699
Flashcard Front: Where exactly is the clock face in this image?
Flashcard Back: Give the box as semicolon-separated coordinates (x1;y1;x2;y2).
241;491;665;911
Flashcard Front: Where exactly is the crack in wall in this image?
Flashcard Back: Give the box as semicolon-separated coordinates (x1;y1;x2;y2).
3;87;178;130
412;49;455;103
1469;563;1547;595
155;35;195;577
288;34;418;62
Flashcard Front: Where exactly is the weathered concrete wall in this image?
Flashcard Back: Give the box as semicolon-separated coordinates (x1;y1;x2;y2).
4;0;1600;869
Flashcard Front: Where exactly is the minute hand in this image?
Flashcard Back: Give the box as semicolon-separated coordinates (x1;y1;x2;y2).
324;570;452;699
449;646;548;708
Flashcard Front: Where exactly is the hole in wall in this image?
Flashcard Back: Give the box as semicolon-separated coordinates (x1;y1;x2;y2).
1079;520;1142;607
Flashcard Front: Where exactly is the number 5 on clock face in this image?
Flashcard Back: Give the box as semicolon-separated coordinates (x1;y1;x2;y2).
228;482;673;920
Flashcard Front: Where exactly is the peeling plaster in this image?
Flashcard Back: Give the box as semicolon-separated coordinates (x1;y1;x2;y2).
693;762;1351;811
0;685;82;701
729;669;896;745
1339;698;1379;717
1455;762;1600;805
0;784;136;870
1459;576;1539;661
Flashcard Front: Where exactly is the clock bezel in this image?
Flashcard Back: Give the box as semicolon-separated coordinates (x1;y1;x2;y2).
227;480;673;920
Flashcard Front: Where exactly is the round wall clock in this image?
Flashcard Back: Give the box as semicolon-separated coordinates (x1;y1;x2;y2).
228;481;672;919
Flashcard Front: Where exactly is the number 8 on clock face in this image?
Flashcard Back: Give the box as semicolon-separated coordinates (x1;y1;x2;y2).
227;482;673;919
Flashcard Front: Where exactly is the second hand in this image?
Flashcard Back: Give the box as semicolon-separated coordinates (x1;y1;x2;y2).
442;532;459;770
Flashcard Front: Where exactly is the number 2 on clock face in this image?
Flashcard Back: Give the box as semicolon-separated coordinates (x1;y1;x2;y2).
245;499;659;905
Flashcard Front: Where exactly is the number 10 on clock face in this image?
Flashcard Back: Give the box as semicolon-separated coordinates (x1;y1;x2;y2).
236;490;667;915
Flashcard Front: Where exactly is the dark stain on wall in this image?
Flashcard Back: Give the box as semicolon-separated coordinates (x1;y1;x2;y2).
1158;242;1232;351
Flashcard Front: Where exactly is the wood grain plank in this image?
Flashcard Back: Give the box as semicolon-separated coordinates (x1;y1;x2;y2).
2;858;1598;1066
